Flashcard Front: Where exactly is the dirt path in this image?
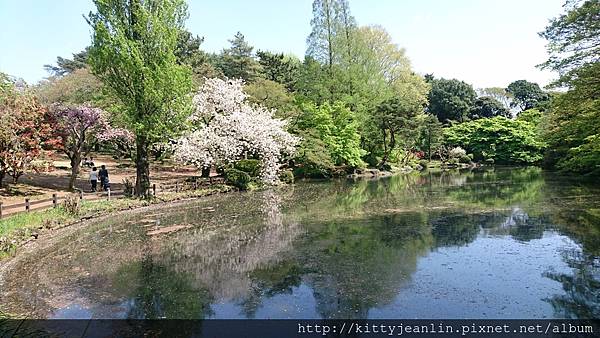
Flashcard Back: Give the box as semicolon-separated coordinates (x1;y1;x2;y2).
0;154;201;212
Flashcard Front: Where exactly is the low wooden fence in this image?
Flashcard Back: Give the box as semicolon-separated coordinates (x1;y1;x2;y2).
0;176;226;219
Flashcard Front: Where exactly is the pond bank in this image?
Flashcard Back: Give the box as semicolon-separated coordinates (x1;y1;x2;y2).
0;184;234;260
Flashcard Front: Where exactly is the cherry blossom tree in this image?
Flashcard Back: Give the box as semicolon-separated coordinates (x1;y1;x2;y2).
174;78;299;184
51;105;111;190
97;127;135;160
0;75;57;187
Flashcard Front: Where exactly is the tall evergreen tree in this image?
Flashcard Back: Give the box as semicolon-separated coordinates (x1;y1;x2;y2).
219;32;261;82
257;51;301;91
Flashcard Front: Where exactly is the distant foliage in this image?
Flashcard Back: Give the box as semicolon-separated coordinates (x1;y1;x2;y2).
427;77;477;123
506;80;550;111
469;96;511;120
444;117;546;164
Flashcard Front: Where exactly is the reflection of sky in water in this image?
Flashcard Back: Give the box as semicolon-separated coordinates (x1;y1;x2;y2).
369;231;575;319
3;168;599;319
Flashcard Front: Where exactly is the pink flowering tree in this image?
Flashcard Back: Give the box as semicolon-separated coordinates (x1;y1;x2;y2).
174;78;299;184
97;127;135;160
51;105;110;190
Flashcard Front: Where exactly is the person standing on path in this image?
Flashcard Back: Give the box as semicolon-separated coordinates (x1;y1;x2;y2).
99;165;109;191
89;167;98;192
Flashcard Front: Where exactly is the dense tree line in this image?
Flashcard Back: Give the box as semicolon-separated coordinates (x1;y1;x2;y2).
1;0;598;192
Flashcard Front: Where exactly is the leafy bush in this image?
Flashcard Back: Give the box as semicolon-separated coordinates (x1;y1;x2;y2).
459;155;472;164
448;146;467;159
224;168;252;190
444;117;546;164
279;170;294;184
418;159;429;169
123;178;134;197
62;194;81;215
234;159;261;177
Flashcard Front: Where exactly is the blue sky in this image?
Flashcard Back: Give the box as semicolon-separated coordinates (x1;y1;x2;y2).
0;0;566;88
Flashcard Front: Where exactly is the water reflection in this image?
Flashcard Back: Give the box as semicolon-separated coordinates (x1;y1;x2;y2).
1;167;600;319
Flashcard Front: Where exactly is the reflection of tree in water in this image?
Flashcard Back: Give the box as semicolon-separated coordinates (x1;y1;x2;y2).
431;213;480;247
113;254;213;319
151;189;302;302
446;167;544;209
477;208;548;242
239;261;305;318
544;249;600;319
300;213;433;319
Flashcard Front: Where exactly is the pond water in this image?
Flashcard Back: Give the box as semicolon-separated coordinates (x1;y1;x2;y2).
1;167;599;319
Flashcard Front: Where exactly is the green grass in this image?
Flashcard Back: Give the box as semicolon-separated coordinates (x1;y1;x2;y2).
0;184;234;259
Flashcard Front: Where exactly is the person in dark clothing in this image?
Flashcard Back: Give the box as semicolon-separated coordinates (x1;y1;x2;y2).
99;165;109;191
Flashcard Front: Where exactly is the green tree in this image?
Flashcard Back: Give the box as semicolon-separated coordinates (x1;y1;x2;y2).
417;114;444;161
468;96;511;120
219;32;261;82
44;49;89;76
244;78;298;119
506;80;550;111
87;0;193;197
427;77;477;123
299;102;365;167
444;117;546;164
538;0;600;174
306;0;352;71
256;51;301;91
478;87;514;111
175;30;221;83
34;68;104;106
373;97;420;167
539;0;600;85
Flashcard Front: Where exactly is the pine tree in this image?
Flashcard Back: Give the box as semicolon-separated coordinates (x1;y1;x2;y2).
219;32;261;82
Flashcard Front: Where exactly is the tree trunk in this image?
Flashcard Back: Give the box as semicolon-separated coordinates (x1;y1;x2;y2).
379;130;396;168
69;154;81;191
135;135;151;198
0;170;4;188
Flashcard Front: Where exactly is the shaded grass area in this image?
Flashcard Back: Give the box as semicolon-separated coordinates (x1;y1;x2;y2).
0;185;234;259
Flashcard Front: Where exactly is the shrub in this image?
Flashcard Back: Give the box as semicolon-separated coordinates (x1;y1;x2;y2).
234;159;261;177
447;158;459;165
62;194;81;215
224;168;252;190
485;158;495;165
418;159;429;169
123;178;134;197
279;170;294;184
449;146;467;159
459;155;472;164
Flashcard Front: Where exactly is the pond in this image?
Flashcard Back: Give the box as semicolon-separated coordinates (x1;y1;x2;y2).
1;167;599;319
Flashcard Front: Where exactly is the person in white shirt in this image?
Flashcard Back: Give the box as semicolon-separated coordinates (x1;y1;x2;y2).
89;167;98;192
